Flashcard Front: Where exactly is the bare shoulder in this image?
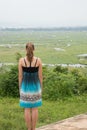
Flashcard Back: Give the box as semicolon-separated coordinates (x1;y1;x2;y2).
19;57;24;65
37;57;42;62
37;57;42;65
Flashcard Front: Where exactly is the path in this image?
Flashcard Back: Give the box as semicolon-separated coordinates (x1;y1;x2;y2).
37;113;87;130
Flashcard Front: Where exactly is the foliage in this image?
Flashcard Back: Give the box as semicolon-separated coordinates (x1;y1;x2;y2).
0;65;19;97
43;70;75;100
43;66;87;100
71;68;87;94
16;52;22;62
53;65;68;74
0;65;87;100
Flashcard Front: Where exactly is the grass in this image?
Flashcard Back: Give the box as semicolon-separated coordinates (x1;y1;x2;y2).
0;94;87;130
0;31;87;64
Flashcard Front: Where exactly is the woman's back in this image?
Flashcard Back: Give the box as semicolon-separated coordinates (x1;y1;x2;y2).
22;57;39;73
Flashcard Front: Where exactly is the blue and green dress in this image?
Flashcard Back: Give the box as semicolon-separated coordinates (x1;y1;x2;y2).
20;58;42;108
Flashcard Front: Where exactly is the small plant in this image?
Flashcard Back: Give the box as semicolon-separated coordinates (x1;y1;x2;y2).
53;65;68;74
16;52;22;62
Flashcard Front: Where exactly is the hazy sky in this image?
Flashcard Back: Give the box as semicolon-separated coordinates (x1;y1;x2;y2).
0;0;87;28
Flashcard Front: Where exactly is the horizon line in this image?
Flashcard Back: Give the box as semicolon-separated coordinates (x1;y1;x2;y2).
1;26;87;29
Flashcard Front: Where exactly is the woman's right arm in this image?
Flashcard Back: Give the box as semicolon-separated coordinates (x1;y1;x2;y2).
18;58;23;92
38;58;43;91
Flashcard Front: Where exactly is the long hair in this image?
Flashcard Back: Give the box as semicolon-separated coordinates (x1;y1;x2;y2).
26;42;34;62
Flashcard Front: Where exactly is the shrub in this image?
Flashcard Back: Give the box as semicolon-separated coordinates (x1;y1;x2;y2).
53;65;68;74
0;65;87;100
70;68;87;94
77;76;87;94
0;65;19;97
15;52;22;62
43;72;76;100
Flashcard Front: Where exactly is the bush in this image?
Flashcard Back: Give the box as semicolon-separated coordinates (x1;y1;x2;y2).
70;68;87;94
53;65;68;74
43;72;76;100
77;76;87;94
0;65;19;97
0;65;87;100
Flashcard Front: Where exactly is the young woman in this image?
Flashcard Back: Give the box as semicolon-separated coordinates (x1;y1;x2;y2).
18;42;43;130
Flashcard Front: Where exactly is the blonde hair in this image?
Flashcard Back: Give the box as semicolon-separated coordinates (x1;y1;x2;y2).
26;42;34;62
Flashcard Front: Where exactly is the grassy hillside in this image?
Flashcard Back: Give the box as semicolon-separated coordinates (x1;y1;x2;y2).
0;95;87;130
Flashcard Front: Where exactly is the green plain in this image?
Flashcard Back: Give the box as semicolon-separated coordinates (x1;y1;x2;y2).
0;31;87;64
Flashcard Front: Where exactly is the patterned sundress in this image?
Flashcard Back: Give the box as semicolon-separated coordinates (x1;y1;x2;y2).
20;58;42;108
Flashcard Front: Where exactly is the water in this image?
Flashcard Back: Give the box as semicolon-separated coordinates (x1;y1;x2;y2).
0;63;86;68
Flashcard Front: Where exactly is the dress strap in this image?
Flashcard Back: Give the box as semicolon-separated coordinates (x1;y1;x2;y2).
30;61;31;67
24;58;27;67
35;58;38;67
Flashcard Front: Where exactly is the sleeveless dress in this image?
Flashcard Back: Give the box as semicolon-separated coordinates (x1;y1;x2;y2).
20;58;42;108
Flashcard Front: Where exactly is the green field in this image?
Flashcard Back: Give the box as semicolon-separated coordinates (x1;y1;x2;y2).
0;94;87;130
0;30;87;64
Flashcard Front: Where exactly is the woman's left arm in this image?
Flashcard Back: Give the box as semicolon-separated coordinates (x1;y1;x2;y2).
18;58;23;92
38;58;43;91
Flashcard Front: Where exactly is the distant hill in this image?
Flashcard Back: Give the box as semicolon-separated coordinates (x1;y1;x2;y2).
0;27;87;31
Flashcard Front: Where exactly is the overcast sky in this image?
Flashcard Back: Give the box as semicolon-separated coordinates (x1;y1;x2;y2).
0;0;87;28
